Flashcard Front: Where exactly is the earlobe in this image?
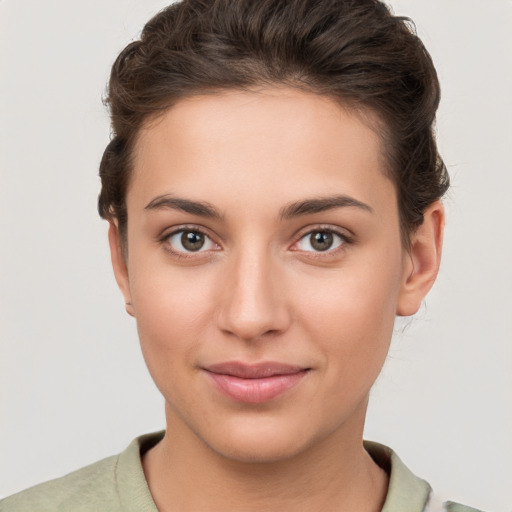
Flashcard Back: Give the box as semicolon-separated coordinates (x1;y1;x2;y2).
396;201;445;317
108;221;135;317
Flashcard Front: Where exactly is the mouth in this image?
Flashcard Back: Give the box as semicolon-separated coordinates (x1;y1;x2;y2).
202;362;311;404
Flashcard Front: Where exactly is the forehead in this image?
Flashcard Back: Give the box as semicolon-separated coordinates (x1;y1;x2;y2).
128;87;394;215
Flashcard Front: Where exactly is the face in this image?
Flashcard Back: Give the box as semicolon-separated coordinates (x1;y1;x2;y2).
111;87;432;463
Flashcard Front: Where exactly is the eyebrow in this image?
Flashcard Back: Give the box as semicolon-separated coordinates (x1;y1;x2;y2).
144;195;223;220
279;195;374;219
144;193;373;220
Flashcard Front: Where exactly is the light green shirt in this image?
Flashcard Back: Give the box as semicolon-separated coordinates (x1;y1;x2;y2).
0;432;483;512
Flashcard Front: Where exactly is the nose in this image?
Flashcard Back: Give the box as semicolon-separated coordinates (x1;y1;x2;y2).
216;248;291;343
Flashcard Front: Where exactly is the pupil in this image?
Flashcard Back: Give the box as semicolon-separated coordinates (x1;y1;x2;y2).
311;231;333;251
182;231;205;251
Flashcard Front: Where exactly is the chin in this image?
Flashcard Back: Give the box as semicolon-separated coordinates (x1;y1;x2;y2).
195;414;324;465
209;435;307;464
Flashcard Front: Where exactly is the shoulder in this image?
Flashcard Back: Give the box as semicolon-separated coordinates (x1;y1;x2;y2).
444;502;485;512
364;441;487;512
0;454;120;512
0;431;163;512
426;493;485;512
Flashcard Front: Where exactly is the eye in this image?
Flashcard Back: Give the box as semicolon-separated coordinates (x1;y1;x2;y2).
166;229;218;253
295;230;346;252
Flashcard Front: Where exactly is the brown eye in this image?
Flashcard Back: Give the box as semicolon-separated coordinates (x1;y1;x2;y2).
295;230;345;253
166;229;217;253
310;231;333;251
181;231;205;251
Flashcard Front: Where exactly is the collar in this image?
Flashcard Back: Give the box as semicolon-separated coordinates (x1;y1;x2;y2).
365;440;432;512
116;433;431;512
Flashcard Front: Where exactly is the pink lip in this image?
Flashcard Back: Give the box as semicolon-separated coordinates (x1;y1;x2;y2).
203;362;310;404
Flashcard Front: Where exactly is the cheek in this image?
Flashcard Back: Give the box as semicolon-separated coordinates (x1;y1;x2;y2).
294;256;403;379
299;260;401;334
301;290;390;422
300;280;395;358
128;262;217;370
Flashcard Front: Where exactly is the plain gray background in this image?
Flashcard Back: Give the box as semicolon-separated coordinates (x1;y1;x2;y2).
1;1;511;510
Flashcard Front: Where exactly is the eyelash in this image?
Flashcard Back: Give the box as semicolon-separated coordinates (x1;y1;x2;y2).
160;225;220;259
291;226;353;257
159;225;353;259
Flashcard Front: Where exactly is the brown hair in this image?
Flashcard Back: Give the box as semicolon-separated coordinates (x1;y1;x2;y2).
98;0;449;245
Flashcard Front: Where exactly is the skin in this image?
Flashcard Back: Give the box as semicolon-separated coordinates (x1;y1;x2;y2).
109;87;444;511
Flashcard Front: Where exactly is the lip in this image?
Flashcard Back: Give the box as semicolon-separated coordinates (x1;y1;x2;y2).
203;362;310;404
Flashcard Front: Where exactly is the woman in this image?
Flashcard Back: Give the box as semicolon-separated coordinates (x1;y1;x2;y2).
0;1;486;510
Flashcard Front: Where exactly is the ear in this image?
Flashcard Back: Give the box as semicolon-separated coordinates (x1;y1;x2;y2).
396;201;445;316
108;221;135;317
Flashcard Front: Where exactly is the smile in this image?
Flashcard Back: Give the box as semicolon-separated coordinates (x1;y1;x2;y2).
203;362;311;404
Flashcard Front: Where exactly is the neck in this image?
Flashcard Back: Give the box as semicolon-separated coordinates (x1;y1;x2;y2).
143;402;388;512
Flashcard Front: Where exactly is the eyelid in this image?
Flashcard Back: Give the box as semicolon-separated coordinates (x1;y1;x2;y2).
289;225;354;253
160;224;221;257
158;223;353;258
